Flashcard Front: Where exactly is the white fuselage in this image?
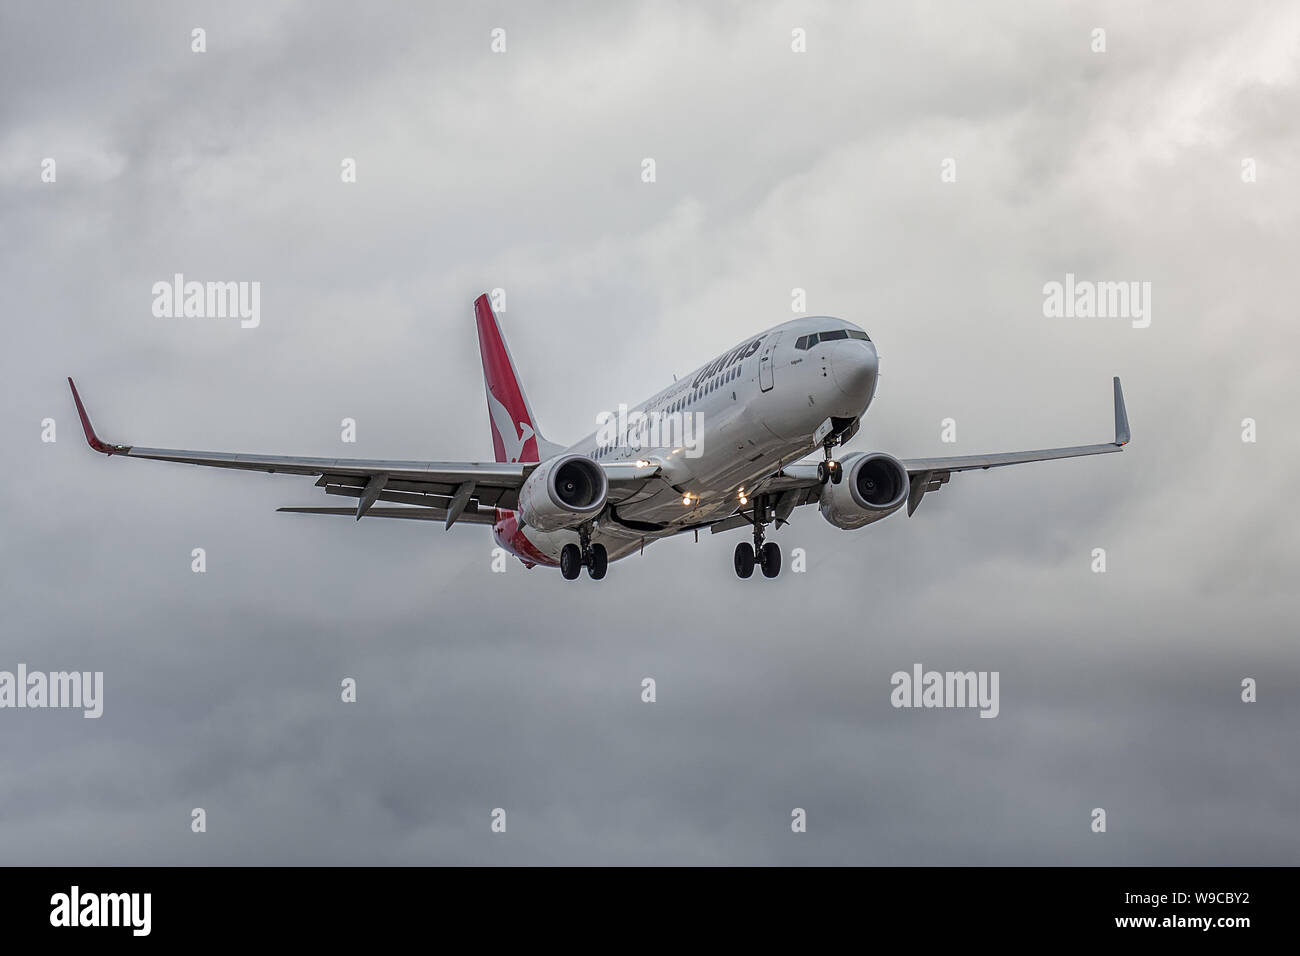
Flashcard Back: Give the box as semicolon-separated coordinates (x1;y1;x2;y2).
492;315;880;566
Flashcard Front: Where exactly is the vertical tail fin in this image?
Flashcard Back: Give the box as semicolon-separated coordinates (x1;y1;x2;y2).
473;293;561;464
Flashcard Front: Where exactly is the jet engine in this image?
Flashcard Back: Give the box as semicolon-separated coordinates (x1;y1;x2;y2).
517;454;608;531
819;451;909;529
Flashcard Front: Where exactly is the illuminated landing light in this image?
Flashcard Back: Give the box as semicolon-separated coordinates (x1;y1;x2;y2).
636;459;651;468
682;495;692;506
739;495;748;505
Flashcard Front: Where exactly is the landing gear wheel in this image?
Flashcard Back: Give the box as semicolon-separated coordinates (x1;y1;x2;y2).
560;543;582;580
760;541;782;578
734;542;756;579
828;460;843;485
817;460;830;484
587;543;608;579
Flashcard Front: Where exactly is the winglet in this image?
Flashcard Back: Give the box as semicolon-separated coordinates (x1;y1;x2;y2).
1113;376;1130;446
67;378;128;455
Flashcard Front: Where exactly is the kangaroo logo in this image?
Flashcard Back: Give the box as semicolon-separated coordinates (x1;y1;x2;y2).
487;390;535;463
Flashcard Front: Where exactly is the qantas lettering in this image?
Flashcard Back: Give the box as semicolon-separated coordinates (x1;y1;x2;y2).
691;336;765;388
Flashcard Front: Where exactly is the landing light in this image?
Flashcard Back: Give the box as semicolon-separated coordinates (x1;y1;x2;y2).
739;495;748;505
682;495;691;506
636;459;651;468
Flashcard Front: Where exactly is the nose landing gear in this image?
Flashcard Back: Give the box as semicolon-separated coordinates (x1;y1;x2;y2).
817;437;844;485
817;458;842;485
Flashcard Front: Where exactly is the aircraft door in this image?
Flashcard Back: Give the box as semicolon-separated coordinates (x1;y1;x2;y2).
758;332;782;392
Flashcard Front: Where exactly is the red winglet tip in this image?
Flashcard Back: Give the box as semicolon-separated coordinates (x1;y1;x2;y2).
67;377;116;455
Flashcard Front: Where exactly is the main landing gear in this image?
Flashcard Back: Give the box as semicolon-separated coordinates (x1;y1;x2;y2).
561;524;608;581
734;495;782;579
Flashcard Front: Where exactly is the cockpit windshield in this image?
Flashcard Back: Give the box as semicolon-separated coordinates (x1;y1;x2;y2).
794;329;870;350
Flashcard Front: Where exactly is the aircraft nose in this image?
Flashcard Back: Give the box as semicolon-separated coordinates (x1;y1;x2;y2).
829;339;878;407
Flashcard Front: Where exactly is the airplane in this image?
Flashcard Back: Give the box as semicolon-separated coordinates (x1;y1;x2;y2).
68;293;1130;580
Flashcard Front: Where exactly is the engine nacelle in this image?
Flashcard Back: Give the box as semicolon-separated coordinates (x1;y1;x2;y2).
819;451;909;529
517;454;608;531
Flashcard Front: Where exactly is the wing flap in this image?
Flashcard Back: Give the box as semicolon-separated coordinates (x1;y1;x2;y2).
277;506;497;525
121;445;527;485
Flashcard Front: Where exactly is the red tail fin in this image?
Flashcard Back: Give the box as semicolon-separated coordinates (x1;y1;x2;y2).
474;294;557;464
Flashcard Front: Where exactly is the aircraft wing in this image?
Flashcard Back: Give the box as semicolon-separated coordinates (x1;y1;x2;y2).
68;379;659;526
715;376;1129;529
895;376;1129;515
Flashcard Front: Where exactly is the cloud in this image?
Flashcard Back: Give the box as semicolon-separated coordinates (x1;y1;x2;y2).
1;0;1297;864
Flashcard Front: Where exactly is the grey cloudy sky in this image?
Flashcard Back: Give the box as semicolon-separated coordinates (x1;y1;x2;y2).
2;1;1298;864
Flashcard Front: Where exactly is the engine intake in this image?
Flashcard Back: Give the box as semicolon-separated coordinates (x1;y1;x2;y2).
819;452;909;529
517;454;608;531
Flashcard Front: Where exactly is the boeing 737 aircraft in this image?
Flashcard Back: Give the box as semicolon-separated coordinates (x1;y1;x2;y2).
69;294;1130;580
